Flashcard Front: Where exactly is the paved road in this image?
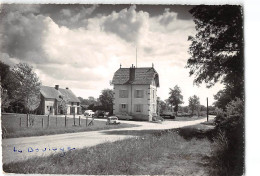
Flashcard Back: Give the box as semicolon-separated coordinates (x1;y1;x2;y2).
2;116;214;164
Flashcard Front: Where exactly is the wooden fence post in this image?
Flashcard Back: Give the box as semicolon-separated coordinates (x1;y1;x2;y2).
20;117;22;128
47;115;50;127
42;118;44;128
26;113;29;128
86;117;88;127
73;113;75;126
79;116;81;126
56;115;57;127
65;115;67;127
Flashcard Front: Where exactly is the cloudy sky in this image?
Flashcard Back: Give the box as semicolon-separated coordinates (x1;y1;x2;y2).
0;4;223;106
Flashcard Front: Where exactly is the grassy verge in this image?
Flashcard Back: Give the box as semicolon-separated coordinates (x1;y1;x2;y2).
2;114;139;139
3;124;217;175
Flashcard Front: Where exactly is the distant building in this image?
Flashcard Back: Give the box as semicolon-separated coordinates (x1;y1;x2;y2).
38;85;81;115
112;64;159;121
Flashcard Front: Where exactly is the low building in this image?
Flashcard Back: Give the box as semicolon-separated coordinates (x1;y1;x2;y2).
112;64;159;121
38;85;81;115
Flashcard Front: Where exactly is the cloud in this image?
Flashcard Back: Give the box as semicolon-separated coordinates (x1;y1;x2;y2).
158;8;177;26
0;5;51;64
0;4;222;103
56;5;98;28
102;5;149;43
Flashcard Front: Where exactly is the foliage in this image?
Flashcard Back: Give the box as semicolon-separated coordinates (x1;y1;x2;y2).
188;95;200;116
0;61;10;90
99;89;113;113
0;61;12;110
1;88;11;111
58;94;70;115
157;97;167;114
10;63;41;113
78;96;100;106
213;98;244;176
187;6;244;92
168;85;184;114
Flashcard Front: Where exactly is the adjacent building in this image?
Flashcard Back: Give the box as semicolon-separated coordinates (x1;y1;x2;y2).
38;85;81;115
112;64;159;121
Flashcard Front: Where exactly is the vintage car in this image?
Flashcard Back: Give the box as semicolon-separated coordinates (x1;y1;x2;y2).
106;116;120;125
160;111;175;119
84;110;95;118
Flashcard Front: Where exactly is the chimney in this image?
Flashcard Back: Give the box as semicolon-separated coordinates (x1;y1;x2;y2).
66;87;69;90
129;64;135;83
55;85;59;90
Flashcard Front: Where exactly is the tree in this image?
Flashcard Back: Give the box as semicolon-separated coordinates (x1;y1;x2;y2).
59;94;69;115
99;89;113;113
168;85;184;115
188;95;200;116
1;88;11;111
10;63;41;113
0;61;10;90
187;6;244;107
157;97;167;114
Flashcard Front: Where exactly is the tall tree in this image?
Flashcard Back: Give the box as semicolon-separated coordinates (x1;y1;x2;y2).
187;5;244;107
99;89;113;112
11;63;41;113
168;85;184;115
188;95;200;116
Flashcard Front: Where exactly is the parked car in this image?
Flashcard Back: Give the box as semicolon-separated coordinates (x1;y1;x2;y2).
106;116;120;125
84;110;95;118
160;111;175;119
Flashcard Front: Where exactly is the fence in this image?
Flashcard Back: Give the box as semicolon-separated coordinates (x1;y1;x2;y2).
2;113;92;130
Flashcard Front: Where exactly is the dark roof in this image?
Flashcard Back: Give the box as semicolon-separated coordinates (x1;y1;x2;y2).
112;67;159;87
40;86;80;103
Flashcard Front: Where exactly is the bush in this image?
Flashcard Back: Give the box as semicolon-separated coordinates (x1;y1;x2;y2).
212;98;244;176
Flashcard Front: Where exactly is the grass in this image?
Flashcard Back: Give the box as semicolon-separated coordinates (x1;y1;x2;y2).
1;113;139;139
3;124;218;175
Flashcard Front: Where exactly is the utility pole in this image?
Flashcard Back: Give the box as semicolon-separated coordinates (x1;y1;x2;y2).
207;97;209;122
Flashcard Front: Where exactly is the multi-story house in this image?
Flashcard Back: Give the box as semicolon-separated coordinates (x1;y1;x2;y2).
38;85;81;115
112;64;159;121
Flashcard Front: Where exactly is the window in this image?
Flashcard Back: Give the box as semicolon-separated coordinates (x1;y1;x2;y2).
119;90;128;98
135;104;143;113
119;104;128;112
135;90;144;98
71;102;74;106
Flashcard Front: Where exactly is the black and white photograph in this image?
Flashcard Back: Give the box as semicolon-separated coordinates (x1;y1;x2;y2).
0;1;248;175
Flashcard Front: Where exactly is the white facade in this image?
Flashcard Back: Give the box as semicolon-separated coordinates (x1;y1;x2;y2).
113;83;157;121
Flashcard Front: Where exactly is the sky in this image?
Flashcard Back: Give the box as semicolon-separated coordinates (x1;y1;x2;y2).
0;4;224;106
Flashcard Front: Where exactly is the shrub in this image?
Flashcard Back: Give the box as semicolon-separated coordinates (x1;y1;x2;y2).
212;98;244;176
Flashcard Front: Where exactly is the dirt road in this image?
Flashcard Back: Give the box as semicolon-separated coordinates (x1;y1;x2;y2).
2;116;214;164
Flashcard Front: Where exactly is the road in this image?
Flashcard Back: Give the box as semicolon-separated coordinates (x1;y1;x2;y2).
2;116;214;164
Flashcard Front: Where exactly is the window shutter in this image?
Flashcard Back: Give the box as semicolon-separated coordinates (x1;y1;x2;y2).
134;90;137;98
140;104;143;112
125;104;128;112
141;90;144;98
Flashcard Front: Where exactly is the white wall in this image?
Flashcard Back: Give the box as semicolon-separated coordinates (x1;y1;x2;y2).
113;84;152;120
44;100;55;115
